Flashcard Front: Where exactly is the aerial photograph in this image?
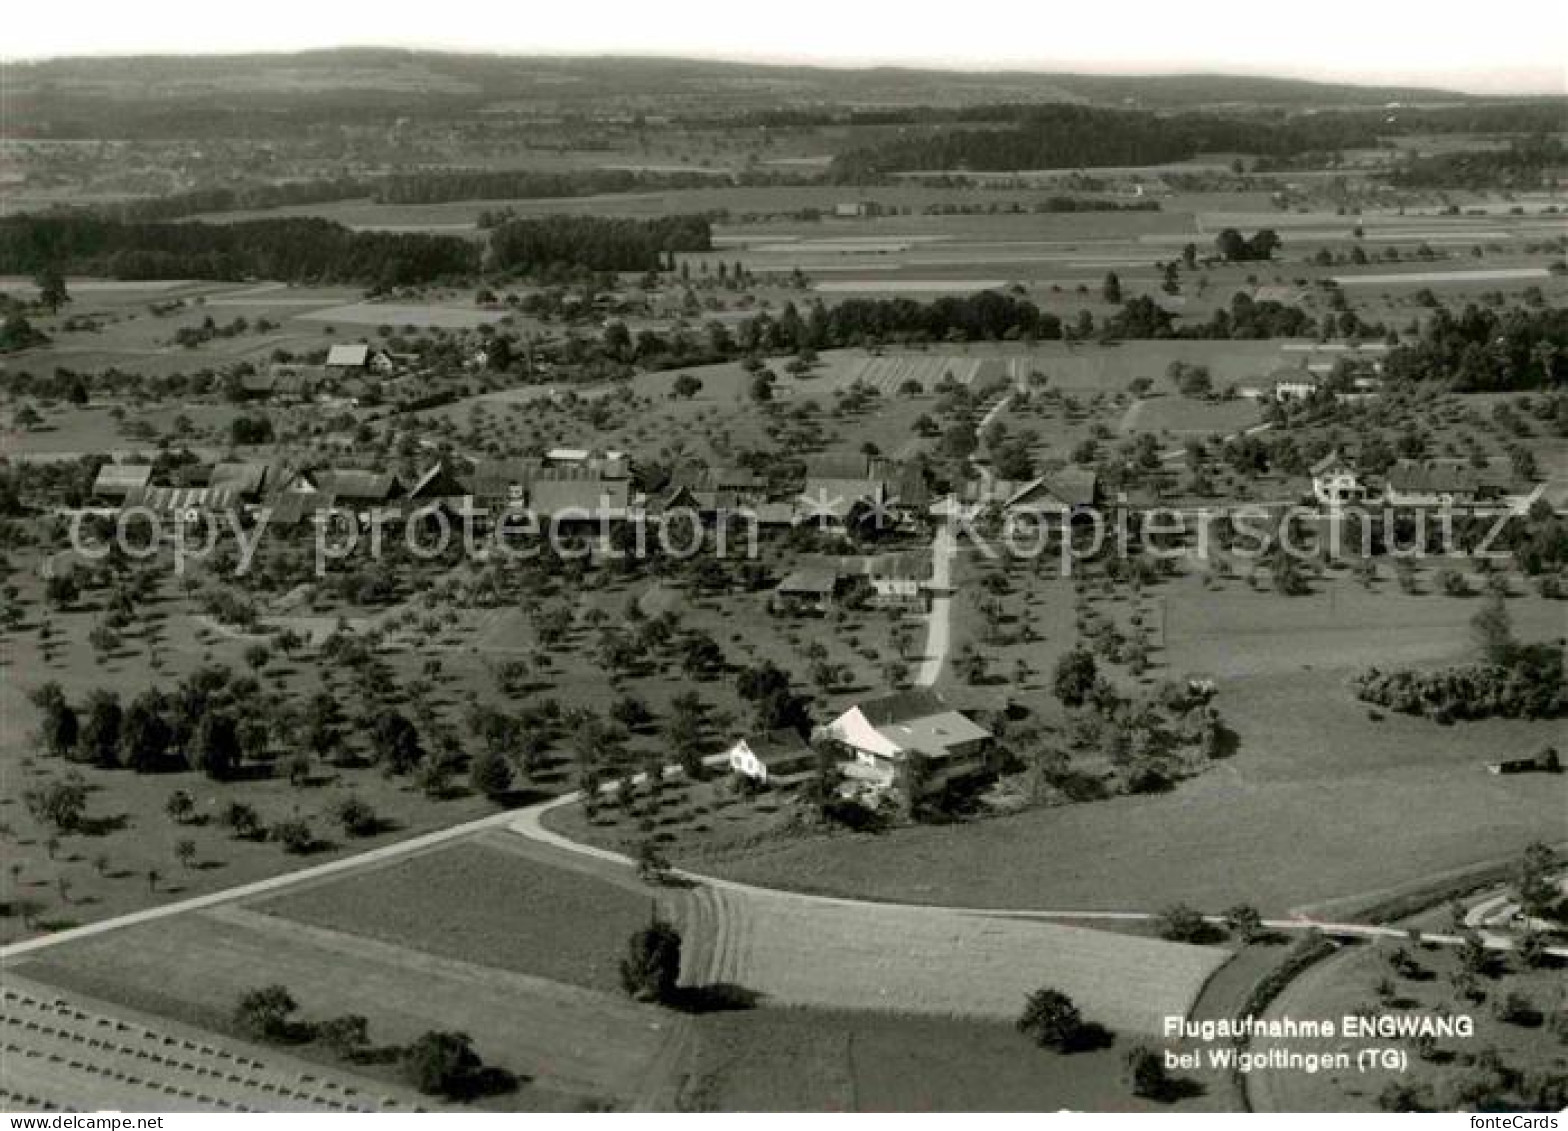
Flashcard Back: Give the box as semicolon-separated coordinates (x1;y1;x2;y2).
0;0;1564;1117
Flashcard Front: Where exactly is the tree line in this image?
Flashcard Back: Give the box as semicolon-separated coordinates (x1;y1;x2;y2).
0;215;480;287
1386;136;1566;191
487;214;712;273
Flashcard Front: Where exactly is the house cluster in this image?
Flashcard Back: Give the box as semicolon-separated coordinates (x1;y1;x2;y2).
771;548;933;615
724;689;997;802
1309;452;1541;512
236;342;428;406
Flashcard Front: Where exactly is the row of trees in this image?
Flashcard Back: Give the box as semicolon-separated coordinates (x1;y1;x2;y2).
827;104;1391;179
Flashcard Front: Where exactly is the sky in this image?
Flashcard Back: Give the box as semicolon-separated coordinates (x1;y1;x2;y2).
5;0;1566;95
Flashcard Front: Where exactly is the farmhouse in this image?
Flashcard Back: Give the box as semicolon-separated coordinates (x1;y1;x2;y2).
1383;458;1523;509
771;568;840;615
1310;450;1366;508
854;550;932;610
799;456;929;530
312;469;405;509
208;461;274;503
90;462;154;503
726;729;818;786
529;474;632;524
817;690;994;799
468;457;544;513
1270;367;1324;401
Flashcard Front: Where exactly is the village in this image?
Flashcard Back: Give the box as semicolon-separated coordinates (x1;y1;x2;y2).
0;43;1565;1119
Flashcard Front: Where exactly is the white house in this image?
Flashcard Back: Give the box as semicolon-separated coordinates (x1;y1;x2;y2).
817;690;993;798
725;730;817;786
1309;450;1366;508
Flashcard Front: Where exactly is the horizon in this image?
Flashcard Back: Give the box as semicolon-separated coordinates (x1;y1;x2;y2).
4;0;1565;97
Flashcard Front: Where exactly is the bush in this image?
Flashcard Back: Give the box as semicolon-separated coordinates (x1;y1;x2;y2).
1157;903;1217;944
402;1030;515;1100
1124;1044;1172;1099
619;918;682;1005
1017;987;1093;1052
270;817;317;854
329;795;380;837
235;984;307;1043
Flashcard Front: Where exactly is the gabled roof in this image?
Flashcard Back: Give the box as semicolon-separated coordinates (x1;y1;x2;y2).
406;461;467;501
208;461;272;497
1309;450;1354;477
325;343;371;368
267;491;339;526
776;569;838;595
1386;458;1514;495
468;458;544;498
92;463;154;495
1270;366;1319;384
315;469;401;503
1003;468;1098;510
856;689;955;727
738;729;816;770
836;690;993;759
804;453;871;480
530;476;630;516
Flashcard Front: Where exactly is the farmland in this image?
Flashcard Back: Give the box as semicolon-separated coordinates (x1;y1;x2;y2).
2;47;1566;1114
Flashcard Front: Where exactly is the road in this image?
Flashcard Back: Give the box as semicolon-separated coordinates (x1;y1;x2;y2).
915;524;957;688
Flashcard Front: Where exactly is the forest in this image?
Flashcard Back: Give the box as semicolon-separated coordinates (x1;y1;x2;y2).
826;102;1568;178
0;215;480;286
488;215;713;273
1383;303;1568;392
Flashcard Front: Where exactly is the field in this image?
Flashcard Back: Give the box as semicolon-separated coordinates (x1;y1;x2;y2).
1250;935;1567;1112
257;835;657;993
675;881;1227;1035
12;842;677;1108
679;1007;1227;1112
689;566;1567;917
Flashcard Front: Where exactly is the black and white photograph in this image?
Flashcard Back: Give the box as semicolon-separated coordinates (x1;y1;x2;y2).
0;0;1564;1117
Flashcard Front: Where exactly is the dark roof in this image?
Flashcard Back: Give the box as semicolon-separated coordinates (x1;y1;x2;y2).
209;461;272;497
855;689;956;727
1387;459;1516;495
315;469;401;503
742;729;816;770
1309;451;1352;476
805;453;871;480
469;458;544;499
267;491;339;526
776;569;837;595
1003;469;1098;510
531;477;630;516
406;461;467;501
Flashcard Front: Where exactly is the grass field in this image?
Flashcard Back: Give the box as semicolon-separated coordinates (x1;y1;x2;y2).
1250;938;1567;1113
679;1007;1228;1112
257;836;655;993
14;883;672;1107
692;566;1567;917
674;882;1226;1035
